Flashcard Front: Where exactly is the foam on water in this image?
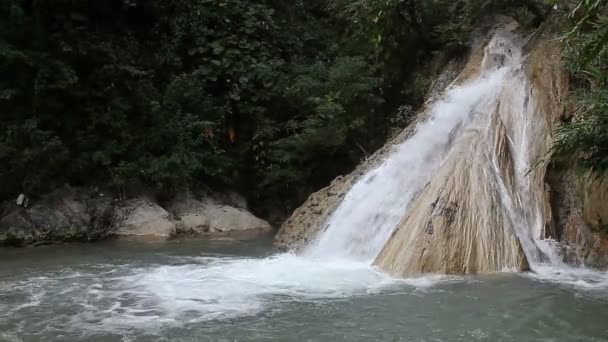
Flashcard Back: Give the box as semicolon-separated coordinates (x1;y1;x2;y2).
528;264;608;291
0;254;450;337
526;239;608;290
2;251;606;339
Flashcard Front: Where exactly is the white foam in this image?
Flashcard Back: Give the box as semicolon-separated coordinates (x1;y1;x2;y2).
528;264;608;291
0;254;450;336
88;254;442;327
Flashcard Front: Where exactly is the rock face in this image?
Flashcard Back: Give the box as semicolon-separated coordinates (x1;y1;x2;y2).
274;22;496;253
0;187;272;246
375;30;537;276
0;187;116;246
374;112;531;275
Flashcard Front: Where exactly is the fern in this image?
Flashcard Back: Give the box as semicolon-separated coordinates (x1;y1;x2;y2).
552;0;608;172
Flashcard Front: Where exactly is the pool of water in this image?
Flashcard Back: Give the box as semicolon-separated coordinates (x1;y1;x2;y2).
1;238;607;341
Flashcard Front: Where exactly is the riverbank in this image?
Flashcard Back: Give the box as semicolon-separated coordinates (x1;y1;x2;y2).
0;186;274;247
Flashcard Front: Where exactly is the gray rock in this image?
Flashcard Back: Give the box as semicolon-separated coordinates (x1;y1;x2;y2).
115;199;175;238
1;187;271;246
168;192;273;239
0;187;113;246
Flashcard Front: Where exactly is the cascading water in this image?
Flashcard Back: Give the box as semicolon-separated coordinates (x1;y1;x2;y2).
304;66;510;263
305;30;543;267
373;31;543;274
306;28;601;279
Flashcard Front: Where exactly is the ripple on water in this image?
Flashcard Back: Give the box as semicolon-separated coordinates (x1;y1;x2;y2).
2;253;608;340
0;253;452;338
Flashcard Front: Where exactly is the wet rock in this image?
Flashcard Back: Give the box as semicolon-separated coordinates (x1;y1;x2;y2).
546;168;608;269
527;38;608;269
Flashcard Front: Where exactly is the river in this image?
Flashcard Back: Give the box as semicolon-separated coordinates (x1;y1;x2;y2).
1;238;607;341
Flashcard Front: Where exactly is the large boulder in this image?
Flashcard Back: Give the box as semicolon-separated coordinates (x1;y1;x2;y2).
168;192;273;239
114;199;175;238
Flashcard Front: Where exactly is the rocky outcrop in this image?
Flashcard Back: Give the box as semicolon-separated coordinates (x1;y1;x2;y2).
0;187;117;246
375;111;531;275
375;30;537;276
274;19;502;252
0;187;272;246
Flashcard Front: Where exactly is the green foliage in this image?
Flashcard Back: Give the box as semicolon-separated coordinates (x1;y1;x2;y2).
253;57;381;193
0;0;552;213
0;0;383;208
328;0;546;76
552;89;608;170
551;0;608;172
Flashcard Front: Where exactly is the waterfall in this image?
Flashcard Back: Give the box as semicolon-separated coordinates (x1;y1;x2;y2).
304;69;508;262
305;29;564;274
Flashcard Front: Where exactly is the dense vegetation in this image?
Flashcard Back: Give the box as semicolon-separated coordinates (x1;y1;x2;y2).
551;0;608;173
0;0;564;217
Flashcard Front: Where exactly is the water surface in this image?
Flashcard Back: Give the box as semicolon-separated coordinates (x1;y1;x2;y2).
1;239;607;341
